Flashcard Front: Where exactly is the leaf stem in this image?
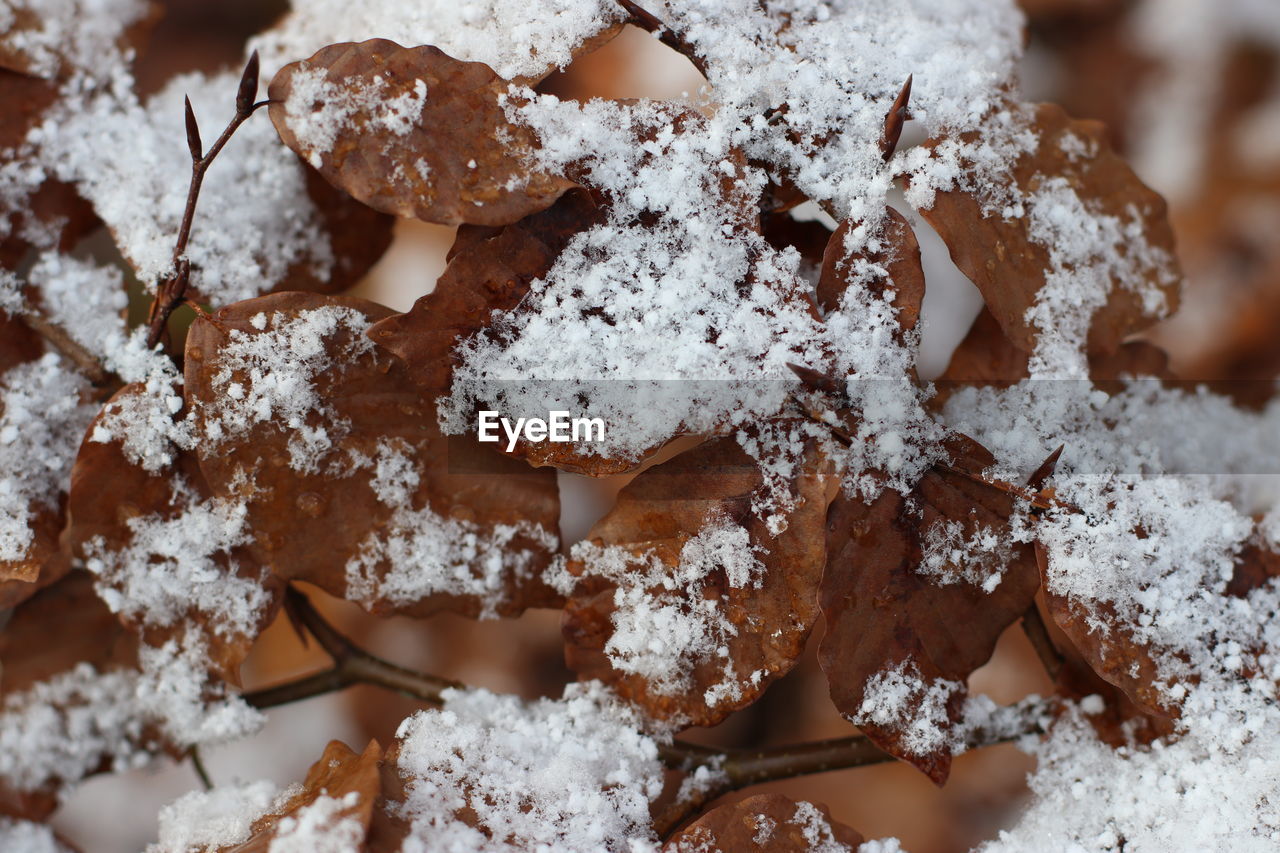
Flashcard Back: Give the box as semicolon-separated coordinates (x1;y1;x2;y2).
15;300;117;389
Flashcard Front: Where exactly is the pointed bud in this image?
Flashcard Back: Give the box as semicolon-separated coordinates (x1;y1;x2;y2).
236;50;260;115
184;96;202;160
879;74;913;163
1027;444;1064;490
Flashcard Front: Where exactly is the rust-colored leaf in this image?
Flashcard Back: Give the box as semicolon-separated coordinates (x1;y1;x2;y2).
269;39;577;227
368;189;603;397
219;740;384;853
66;384;280;684
561;434;833;726
664;794;863;852
0;2;159;79
817;207;924;336
184;291;561;619
914;102;1181;357
818;434;1040;784
1036;543;1180;718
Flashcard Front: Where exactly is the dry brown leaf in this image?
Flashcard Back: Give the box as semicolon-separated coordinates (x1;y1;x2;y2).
219;740;384;853
0;2;159;79
269;39;577;227
664;793;863;852
184;291;560;619
1036;543;1181;719
562;433;833;727
66;384;280;684
817;208;924;337
368;189;603;397
915;102;1181;357
818;434;1040;784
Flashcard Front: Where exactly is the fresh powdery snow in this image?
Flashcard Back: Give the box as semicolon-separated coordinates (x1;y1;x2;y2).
943;380;1280;850
197;306;375;472
150;780;286;853
0;354;96;564
393;682;666;852
553;514;763;707
250;0;626;81
0;817;72;853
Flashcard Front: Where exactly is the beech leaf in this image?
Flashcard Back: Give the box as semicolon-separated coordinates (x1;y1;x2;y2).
269;39;578;227
818;434;1040;783
664;793;864;852
561;433;833;726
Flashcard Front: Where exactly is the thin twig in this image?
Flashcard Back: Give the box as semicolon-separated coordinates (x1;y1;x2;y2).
146;51;268;349
187;746;214;791
16;302;116;388
615;0;710;79
244;587;462;710
246;586;1049;839
1021;603;1065;680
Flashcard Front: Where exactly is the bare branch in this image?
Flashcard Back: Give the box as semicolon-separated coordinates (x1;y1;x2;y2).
615;0;710;79
146;51;269;350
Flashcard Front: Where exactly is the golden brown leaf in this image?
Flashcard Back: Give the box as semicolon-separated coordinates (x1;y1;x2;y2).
664;793;863;852
562;434;833;726
817;208;924;337
269;39;577;227
915;102;1181;357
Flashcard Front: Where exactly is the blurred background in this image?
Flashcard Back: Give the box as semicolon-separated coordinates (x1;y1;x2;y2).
50;0;1280;850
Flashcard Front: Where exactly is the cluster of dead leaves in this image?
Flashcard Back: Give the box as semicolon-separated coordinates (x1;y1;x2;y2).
2;10;1279;851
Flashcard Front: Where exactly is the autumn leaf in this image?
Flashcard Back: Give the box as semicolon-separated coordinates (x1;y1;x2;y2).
67;384;280;685
817;207;924;337
269;39;577;227
183;291;561;619
368;189;603;398
914;102;1181;357
218;740;385;853
818;434;1040;783
664;793;863;852
560;433;833;726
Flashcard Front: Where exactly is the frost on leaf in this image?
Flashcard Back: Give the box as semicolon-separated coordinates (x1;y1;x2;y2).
183;292;560;619
67;388;278;685
913;103;1181;377
816;208;924;340
818;434;1039;783
393;683;664;851
559;435;832;726
368;186;603;398
269;39;577;227
664;793;864;853
0;353;94;603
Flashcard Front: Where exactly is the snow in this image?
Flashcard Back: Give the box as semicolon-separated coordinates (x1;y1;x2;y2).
197;306;374;472
393;682;664;852
0;354;95;563
251;0;626;81
150;780;284;853
918;518;1016;593
1021;178;1177;378
278;67;427;170
854;659;962;757
268;792;365;853
28;70;334;306
555;514;763;707
81;477;269;638
0;0;151;79
0;818;72;853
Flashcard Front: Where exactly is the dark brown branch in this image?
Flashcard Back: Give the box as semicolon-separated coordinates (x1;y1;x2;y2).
615;0;710;79
244;587;462;709
880;75;913;162
146;52;268;349
1021;602;1065;680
